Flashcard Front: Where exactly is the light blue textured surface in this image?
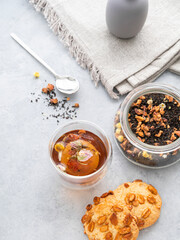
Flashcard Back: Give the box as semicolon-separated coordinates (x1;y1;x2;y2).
0;1;180;239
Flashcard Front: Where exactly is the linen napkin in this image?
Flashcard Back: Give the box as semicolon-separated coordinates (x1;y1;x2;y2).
30;0;180;99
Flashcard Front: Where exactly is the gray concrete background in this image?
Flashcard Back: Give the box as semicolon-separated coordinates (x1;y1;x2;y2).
0;0;180;239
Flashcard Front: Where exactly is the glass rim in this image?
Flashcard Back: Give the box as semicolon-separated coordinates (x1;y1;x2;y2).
48;120;112;180
120;83;180;154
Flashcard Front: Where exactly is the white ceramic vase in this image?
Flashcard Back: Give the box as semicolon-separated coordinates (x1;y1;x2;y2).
106;0;148;39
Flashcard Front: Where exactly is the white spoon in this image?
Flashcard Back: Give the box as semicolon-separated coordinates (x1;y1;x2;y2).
11;33;79;94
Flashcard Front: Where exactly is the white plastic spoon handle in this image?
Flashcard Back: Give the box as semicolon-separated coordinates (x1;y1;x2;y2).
11;33;57;77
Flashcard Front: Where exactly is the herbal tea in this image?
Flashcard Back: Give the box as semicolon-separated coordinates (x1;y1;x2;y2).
128;93;180;146
52;130;107;176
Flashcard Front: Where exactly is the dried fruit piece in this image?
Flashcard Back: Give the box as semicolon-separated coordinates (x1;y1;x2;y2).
165;95;173;102
174;131;180;137
47;83;54;91
155;130;163;137
139;95;146;100
135;115;145;121
50;98;58;104
135;108;144;115
86;204;92;211
110;213;118;226
78;129;86;134
105;232;113;240
123;214;132;226
100;225;109;232
97;216;107;225
93;196;100;205
42;88;48;93
73;103;79;108
141;208;151;219
147;195;156;204
138;131;144;137
118;226;131;235
147;185;157;195
88;221;95;232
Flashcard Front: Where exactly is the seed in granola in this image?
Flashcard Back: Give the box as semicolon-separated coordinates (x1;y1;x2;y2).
110;213;118;226
112;206;123;212
147;195;156;204
132;200;139;207
137;194;145;204
105;232;113;240
115;232;122;240
147;185;157;195
136;217;145;228
100;225;109;232
123;232;132;239
128;193;135;202
88;221;95;232
118;226;131;235
123;214;132;226
81;214;91;224
141;208;151;219
97;216;107;225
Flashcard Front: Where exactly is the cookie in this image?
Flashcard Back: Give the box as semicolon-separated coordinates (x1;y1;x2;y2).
82;193;139;240
113;180;162;229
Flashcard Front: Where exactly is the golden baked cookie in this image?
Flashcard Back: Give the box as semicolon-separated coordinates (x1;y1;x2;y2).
82;193;139;240
113;180;162;230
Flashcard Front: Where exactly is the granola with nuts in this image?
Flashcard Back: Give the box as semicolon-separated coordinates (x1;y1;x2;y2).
81;180;162;240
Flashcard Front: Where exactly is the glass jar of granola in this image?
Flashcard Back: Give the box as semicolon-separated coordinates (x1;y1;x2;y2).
114;83;180;168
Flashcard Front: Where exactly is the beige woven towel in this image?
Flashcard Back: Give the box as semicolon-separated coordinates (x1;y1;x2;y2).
30;0;180;99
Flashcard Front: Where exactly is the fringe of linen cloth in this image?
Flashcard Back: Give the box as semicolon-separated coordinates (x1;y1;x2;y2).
29;0;112;96
29;0;180;99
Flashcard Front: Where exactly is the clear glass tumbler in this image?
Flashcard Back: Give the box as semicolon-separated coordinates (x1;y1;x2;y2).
49;120;112;189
